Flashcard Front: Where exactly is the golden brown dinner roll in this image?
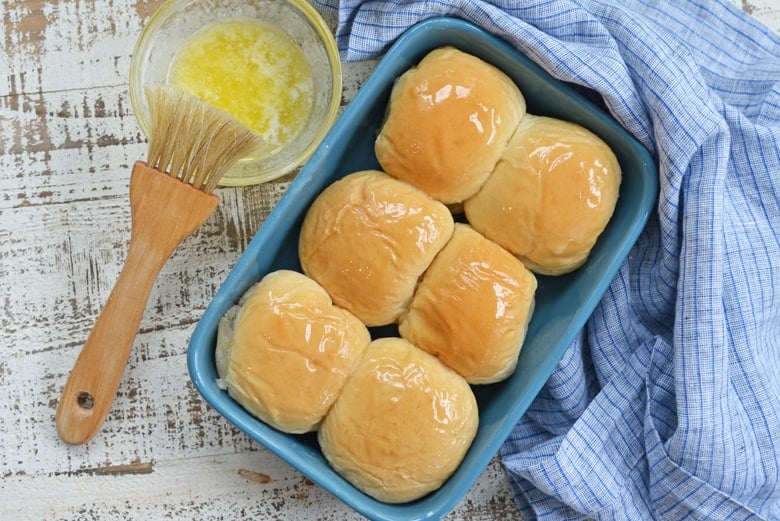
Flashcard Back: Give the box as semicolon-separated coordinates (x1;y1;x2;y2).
375;46;526;204
318;337;478;503
298;170;455;326
464;114;621;275
215;270;371;434
399;224;537;384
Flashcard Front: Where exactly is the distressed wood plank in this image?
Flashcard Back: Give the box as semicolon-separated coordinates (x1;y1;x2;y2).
1;0;149;96
3;451;520;520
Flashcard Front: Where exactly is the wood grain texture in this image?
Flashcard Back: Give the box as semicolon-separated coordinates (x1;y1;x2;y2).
1;0;777;519
55;162;222;445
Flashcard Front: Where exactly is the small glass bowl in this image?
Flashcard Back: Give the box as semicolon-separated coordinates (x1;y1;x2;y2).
129;0;342;186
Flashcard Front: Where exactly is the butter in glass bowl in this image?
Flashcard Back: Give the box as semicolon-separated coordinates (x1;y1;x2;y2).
129;0;342;186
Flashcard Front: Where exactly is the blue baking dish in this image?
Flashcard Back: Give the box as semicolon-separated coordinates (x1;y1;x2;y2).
188;16;658;521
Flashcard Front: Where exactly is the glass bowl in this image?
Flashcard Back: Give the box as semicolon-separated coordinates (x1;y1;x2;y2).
129;0;342;185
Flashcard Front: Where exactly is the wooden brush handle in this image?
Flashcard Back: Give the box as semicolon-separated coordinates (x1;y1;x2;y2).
55;162;219;445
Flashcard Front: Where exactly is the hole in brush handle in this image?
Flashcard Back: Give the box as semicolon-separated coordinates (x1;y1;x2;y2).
77;391;95;410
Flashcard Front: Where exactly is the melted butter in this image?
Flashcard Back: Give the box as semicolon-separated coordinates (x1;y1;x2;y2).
168;18;313;154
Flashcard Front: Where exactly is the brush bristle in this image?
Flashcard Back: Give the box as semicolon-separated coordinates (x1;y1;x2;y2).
144;85;264;193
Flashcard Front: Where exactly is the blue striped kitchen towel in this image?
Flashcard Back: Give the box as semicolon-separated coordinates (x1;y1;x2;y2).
312;1;780;519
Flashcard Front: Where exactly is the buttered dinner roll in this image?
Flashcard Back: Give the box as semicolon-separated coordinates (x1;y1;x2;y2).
319;337;478;503
215;270;371;434
400;224;537;384
464;114;621;275
375;46;526;204
299;170;454;326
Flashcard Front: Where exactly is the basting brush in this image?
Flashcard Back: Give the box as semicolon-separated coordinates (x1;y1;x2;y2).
55;85;263;445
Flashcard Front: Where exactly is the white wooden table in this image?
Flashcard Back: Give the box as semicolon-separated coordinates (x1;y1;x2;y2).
1;1;777;519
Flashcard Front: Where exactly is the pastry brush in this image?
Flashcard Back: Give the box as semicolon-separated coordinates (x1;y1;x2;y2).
55;85;263;445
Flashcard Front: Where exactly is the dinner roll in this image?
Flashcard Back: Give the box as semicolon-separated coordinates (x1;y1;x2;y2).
318;337;478;503
215;270;371;434
298;170;454;326
464;114;621;275
375;46;526;204
399;224;537;384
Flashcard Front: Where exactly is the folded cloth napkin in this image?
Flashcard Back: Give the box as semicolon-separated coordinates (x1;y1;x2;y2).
312;0;780;518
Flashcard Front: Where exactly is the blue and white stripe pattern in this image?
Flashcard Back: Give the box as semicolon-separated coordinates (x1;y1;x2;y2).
313;1;780;518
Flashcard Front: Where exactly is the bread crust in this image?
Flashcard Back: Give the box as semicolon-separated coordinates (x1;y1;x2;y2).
375;46;526;204
400;224;537;384
216;270;371;433
318;337;478;503
464;114;621;275
299;170;454;326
